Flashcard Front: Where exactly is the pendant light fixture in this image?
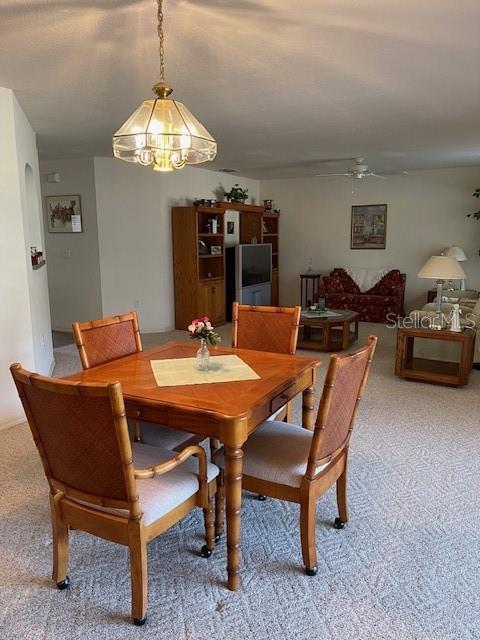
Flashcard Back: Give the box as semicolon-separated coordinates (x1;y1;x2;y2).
112;0;217;172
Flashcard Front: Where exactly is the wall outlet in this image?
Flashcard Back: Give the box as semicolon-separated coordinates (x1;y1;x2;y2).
62;249;71;259
133;300;141;309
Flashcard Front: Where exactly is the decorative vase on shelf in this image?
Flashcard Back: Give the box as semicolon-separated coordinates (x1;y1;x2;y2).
196;338;210;371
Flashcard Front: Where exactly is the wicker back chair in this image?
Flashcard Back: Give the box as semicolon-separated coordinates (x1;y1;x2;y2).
72;311;198;451
10;364;218;625
72;311;142;370
214;336;377;576
232;303;301;355
231;303;301;424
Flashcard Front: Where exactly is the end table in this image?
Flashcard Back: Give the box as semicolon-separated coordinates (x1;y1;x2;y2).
395;326;475;386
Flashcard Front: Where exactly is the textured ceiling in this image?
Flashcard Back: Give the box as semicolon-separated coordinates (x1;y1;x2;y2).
1;0;480;179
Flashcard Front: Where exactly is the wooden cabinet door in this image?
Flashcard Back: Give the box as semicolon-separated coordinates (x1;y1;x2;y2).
271;268;279;306
198;279;225;326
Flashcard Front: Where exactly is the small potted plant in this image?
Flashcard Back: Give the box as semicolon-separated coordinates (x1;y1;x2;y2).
188;316;221;370
224;184;248;204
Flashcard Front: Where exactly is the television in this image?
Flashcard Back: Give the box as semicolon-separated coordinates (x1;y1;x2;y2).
238;244;272;288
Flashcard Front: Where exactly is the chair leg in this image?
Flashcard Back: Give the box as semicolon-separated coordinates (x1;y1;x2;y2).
214;468;225;542
129;522;148;625
201;494;215;558
285;401;293;423
133;419;142;442
300;497;318;576
49;492;69;588
336;454;349;527
335;465;348;528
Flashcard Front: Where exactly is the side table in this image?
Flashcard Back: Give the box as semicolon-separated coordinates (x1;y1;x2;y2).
300;273;322;308
395;327;475;386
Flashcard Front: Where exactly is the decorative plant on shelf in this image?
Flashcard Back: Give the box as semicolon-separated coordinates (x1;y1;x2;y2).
224;184;248;203
467;187;480;220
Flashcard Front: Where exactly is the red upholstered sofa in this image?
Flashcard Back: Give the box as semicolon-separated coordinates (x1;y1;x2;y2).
321;268;406;323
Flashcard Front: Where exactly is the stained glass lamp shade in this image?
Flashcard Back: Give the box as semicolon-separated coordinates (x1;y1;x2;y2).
113;93;217;172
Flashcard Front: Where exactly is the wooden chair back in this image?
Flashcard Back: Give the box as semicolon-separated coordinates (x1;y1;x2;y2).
72;311;142;370
232;303;301;355
307;336;377;473
10;364;139;515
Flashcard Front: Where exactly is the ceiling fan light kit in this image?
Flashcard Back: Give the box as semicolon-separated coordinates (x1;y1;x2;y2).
112;0;217;172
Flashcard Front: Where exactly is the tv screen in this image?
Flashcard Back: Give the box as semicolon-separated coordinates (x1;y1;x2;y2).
240;244;272;287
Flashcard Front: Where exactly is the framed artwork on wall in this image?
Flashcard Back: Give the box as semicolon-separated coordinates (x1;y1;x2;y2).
351;204;387;249
46;195;82;233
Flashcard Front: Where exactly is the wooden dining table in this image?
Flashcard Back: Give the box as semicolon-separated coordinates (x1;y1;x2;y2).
66;340;320;590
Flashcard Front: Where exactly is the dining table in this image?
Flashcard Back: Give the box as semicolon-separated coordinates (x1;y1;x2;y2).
66;340;320;590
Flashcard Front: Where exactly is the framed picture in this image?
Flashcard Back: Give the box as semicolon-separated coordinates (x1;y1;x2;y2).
351;204;387;249
210;245;222;255
227;221;235;234
46;195;82;233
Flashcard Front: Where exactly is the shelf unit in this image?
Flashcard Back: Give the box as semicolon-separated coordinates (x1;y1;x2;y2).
172;206;226;329
172;202;280;329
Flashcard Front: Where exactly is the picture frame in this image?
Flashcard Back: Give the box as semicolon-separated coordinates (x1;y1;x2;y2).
46;195;82;233
210;245;222;255
351;204;387;249
227;221;235;234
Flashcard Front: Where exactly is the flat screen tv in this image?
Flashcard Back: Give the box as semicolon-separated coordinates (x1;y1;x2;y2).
237;243;272;288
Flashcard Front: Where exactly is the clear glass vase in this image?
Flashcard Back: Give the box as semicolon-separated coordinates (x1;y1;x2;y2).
196;338;210;371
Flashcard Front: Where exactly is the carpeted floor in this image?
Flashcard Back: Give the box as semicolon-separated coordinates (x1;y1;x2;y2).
1;324;479;640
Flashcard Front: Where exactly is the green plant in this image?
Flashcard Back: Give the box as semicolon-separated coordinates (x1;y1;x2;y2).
467;187;480;220
224;184;248;202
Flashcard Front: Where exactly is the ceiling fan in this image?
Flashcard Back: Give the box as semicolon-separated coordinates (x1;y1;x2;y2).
315;157;402;180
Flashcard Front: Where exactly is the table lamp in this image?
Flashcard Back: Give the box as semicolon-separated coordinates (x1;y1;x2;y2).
441;245;467;290
418;255;467;313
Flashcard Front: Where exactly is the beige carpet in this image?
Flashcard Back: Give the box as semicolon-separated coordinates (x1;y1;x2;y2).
1;324;479;639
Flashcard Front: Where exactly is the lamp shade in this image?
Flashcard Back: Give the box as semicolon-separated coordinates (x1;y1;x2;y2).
443;245;467;261
112;97;217;172
418;255;466;280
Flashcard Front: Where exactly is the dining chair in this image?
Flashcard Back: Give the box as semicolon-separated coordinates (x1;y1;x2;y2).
72;311;199;450
214;336;377;575
232;302;301;355
232;302;301;422
10;364;218;625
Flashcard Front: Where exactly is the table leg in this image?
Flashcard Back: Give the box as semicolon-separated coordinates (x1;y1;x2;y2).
302;385;315;430
342;321;349;350
323;324;331;351
225;445;243;591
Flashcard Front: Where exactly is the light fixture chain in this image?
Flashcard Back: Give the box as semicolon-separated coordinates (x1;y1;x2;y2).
157;0;165;81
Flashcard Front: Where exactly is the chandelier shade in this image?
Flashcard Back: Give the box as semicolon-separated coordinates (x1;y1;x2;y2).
113;97;217;171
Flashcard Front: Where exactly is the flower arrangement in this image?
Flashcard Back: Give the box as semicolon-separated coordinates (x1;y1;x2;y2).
188;317;221;345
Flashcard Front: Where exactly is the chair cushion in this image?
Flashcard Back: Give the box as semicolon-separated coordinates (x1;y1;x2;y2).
136;421;198;450
71;443;219;526
215;421;329;488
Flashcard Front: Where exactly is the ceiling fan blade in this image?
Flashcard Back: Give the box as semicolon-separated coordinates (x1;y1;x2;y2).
314;173;351;177
369;173;389;179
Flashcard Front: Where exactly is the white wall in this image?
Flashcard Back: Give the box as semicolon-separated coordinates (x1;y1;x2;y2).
94;158;260;332
0;87;53;429
260;168;480;310
40;158;102;330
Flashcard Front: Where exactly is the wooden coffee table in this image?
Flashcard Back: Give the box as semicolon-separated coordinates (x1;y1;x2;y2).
298;309;359;351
